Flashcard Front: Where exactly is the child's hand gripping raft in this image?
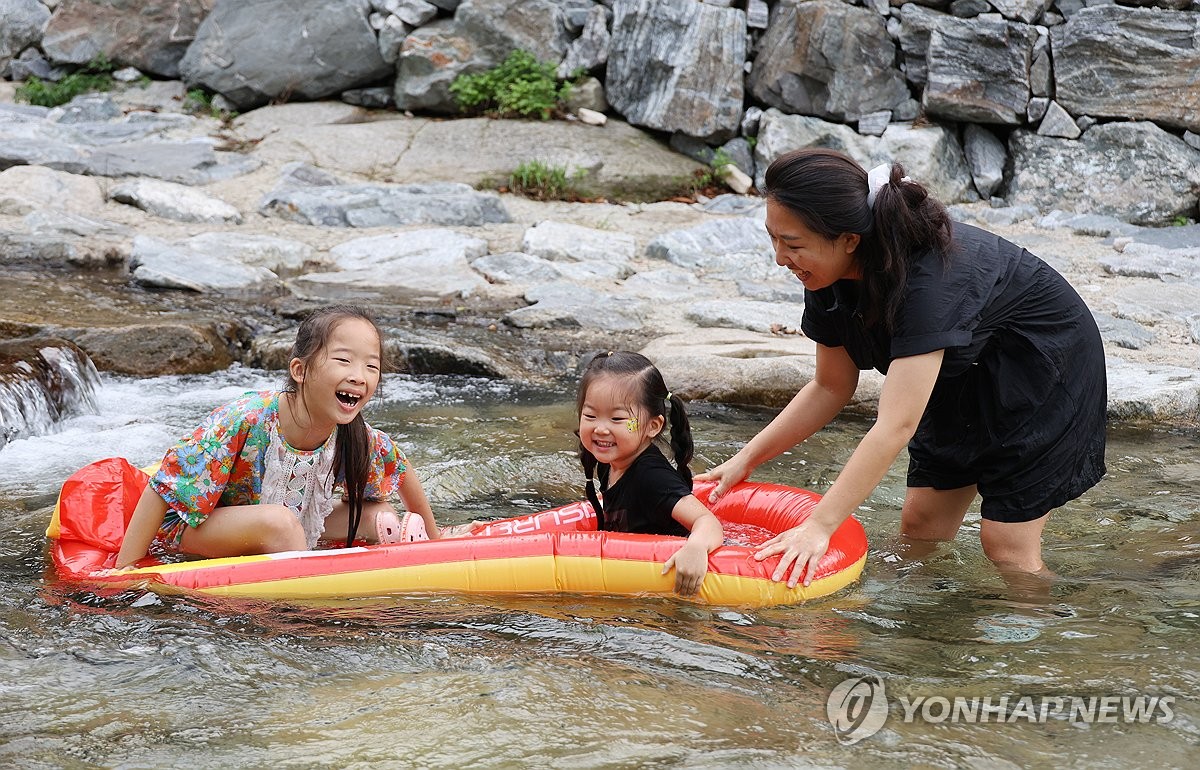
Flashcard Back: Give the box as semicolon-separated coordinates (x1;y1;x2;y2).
114;305;440;568
576;351;723;597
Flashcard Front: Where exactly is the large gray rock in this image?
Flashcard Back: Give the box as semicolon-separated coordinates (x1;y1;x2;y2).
393;19;491;114
0;229;129;268
1092;311;1156;351
684;299;801;334
0;165;104;216
1106;356;1200;422
0;114;89;174
83;141;240;184
1006;122;1200;225
1100;243;1200;285
1036;101;1081;140
753;109;975;204
875;122;975;204
1118;223;1200;252
46;93;122;124
987;0;1052;23
109;178;243;224
558;3;609;78
606;0;745;142
130;235;282;293
922;15;1038;124
750;0;909;122
0;0;50;77
294;228;490;300
645;217;776;280
641;329;883;409
897;3;944;88
962;123;1006;199
456;0;573;63
471;251;568;285
184;232;316;276
1052;6;1200;132
261;179;511;228
64;322;239;375
0;110;260;182
394;0;573;113
505;281;648;331
41;0;211;79
179;0;392;111
521;220;636;264
246;113;703;202
753;110;871;181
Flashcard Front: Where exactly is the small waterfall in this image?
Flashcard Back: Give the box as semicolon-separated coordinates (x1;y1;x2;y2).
0;340;101;449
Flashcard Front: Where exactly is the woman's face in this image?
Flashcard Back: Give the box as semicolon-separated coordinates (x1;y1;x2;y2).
764;199;861;290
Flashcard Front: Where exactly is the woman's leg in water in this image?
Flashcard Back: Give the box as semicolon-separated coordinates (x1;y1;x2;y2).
980;515;1050;574
898;485;978;559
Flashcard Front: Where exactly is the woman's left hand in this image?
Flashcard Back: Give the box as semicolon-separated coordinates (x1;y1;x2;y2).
753;518;836;588
662;543;709;597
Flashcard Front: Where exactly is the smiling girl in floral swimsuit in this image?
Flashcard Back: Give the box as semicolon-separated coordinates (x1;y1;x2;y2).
115;304;439;568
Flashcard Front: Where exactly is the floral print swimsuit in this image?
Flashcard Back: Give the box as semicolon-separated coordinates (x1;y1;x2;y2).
152;391;407;549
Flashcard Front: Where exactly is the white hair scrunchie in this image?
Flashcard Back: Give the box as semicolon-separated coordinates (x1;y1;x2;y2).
866;162;912;209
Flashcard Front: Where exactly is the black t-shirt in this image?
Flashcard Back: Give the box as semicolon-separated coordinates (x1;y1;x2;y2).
596;444;691;537
801;221;1084;379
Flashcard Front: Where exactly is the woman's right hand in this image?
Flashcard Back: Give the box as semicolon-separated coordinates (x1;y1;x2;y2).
693;454;753;504
753;516;836;588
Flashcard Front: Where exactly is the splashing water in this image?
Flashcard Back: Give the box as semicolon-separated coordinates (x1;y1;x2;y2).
0;342;102;450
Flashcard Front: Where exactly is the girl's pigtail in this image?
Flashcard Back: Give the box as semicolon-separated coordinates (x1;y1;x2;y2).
336;413;371;546
580;443;605;527
665;393;694;488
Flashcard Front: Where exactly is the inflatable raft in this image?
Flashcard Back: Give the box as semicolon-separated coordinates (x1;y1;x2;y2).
47;457;868;606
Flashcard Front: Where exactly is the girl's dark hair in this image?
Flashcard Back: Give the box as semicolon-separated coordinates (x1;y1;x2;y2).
762;148;953;330
284;304;387;547
575;351;693;526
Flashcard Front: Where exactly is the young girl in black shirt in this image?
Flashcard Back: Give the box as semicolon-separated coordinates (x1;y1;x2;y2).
577;351;723;597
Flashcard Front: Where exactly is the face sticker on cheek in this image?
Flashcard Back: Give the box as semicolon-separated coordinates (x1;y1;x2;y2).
627;416;639;433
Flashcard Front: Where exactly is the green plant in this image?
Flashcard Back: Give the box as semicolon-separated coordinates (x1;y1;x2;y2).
14;54;117;108
682;148;736;196
1171;215;1192;227
508;160;588;200
184;88;213;110
450;50;574;120
183;87;237;121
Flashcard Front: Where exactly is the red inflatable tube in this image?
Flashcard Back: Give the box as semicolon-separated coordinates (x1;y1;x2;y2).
47;457;869;606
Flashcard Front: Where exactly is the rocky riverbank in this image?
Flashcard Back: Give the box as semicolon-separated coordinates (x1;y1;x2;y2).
1;82;1198;449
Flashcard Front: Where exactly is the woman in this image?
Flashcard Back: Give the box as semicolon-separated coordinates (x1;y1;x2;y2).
698;148;1106;587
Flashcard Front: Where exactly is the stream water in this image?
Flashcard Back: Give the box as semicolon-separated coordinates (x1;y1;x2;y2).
0;367;1196;768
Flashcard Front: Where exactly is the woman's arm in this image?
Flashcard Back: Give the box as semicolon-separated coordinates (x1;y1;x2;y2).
661;495;724;596
396;466;441;540
756;349;945;587
115;484;170;568
696;343;861;500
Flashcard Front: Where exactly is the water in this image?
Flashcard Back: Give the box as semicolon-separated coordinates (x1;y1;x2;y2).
1;369;1197;768
0;342;101;449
